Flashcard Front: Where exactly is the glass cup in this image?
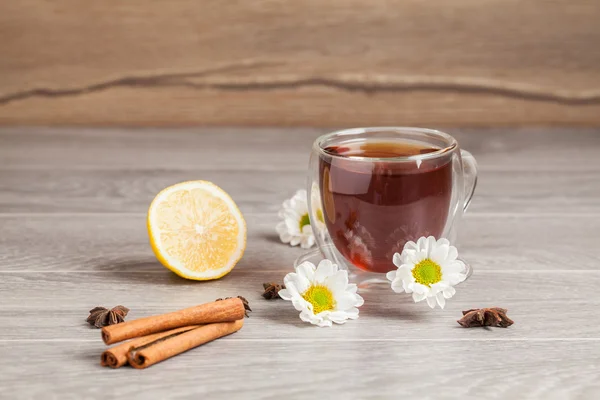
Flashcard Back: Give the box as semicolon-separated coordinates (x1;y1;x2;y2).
303;127;478;284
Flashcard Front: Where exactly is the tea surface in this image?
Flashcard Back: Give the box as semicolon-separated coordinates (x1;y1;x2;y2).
324;140;439;158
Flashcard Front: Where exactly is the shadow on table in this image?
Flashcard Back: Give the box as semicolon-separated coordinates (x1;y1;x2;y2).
259;231;283;245
257;304;317;329
359;289;428;322
92;258;197;286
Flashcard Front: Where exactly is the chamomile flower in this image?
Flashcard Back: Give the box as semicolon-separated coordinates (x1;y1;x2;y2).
279;260;364;327
276;190;324;249
386;236;467;309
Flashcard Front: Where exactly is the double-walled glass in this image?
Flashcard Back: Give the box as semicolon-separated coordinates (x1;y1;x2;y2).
306;127;477;282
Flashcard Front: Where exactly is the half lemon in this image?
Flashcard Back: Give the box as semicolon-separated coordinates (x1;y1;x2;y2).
147;181;246;280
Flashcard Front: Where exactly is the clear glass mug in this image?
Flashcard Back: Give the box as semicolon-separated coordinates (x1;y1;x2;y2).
300;127;478;284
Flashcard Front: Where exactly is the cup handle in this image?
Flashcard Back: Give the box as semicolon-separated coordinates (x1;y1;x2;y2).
460;149;478;212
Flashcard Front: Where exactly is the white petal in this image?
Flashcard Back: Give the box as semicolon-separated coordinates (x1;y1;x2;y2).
296;261;316;279
392;253;403;267
436;292;446;309
314;259;335;282
293;197;308;212
275;221;287;234
386;270;397;282
285;272;310;295
424;236;437;256
330;262;339;274
302;310;325;326
456;273;467;284
295;189;307;200
278;288;292;300
403;250;419;265
397;265;413;279
316;319;333;328
443;286;456;299
442;261;466;275
279;232;293;243
328;313;349;324
335;292;358;310
429;282;447;295
299;310;315;323
411;282;430;295
446;245;458;261
347;283;358;294
353;293;365;307
301;235;315;249
445;272;467;286
282;280;300;299
437;238;450;247
325;270;348;294
281;208;297;219
285;217;300;231
415;250;428;263
292;297;310;312
426;296;437;309
333;294;353;311
329;309;357;323
401;254;415;266
430;244;450;264
416;236;428;251
390;278;405;293
343;307;360;319
282;272;297;287
412;291;426;302
403;240;419;252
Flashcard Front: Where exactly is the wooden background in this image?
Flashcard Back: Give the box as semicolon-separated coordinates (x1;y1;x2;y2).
1;0;600;126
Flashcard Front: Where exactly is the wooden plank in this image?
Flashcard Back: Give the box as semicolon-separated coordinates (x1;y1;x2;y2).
1;1;600;126
1;127;600;171
1;215;598;273
1;270;599;340
0;215;306;274
0;127;322;171
1;168;599;214
1;341;599;398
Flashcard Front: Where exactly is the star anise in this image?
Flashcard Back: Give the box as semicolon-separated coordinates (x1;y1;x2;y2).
86;305;129;328
216;296;252;317
457;307;514;328
262;282;285;299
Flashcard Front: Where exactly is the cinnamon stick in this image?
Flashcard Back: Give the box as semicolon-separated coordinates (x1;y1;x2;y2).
100;326;200;368
102;298;245;345
127;320;243;369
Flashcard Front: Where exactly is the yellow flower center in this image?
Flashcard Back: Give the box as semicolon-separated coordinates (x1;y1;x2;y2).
299;213;311;230
316;209;325;223
412;258;442;287
299;210;324;230
302;284;336;314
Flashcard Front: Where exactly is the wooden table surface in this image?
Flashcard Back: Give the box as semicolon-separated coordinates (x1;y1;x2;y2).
1;127;599;399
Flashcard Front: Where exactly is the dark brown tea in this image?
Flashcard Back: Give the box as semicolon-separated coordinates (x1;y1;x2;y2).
319;140;453;273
